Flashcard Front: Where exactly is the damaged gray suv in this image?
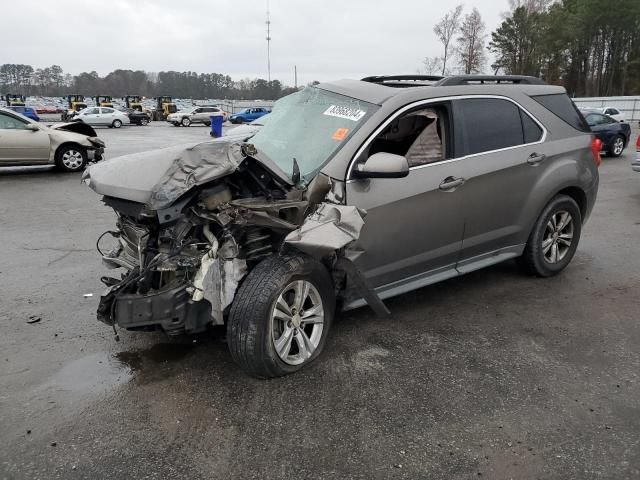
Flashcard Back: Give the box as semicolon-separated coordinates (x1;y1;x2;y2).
84;75;599;378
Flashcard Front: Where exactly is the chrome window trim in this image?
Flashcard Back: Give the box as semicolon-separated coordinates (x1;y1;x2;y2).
346;94;548;181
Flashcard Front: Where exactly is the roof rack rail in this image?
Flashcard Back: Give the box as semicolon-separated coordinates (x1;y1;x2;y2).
434;75;545;86
361;75;444;84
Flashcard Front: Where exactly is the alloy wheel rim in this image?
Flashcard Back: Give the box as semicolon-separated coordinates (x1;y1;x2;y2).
542;210;574;264
614;138;624;155
271;280;325;366
62;150;83;170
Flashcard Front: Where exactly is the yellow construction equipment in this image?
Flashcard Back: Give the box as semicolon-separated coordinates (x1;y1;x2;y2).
94;95;113;107
152;95;177;121
5;94;26;107
62;94;87;121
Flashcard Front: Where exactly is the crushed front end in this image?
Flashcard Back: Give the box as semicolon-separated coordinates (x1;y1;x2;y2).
94;155;313;335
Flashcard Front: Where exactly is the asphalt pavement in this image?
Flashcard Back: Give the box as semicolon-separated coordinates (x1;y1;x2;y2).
1;123;639;479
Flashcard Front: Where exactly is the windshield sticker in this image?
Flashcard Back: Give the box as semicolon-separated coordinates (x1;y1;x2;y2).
323;105;366;122
332;128;349;141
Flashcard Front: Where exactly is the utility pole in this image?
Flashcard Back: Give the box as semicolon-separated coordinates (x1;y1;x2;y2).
266;0;271;82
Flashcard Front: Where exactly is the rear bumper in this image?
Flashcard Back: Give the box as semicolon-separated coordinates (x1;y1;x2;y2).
98;283;211;335
632;160;640;172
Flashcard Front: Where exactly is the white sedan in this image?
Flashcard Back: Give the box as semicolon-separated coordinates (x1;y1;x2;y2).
584;106;626;123
74;107;130;128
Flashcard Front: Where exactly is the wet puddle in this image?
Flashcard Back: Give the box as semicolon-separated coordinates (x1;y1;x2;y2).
40;351;133;395
37;343;199;400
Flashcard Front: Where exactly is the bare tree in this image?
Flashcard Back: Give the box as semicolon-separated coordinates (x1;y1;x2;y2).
457;8;487;74
422;56;444;75
433;5;464;75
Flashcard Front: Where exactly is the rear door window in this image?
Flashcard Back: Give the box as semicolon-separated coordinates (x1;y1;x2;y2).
520;110;543;143
454;98;530;156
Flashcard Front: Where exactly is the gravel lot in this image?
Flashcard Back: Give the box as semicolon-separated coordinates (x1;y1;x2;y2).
1;123;639;479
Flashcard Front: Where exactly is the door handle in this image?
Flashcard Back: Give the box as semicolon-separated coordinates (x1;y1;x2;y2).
527;152;546;165
439;176;465;191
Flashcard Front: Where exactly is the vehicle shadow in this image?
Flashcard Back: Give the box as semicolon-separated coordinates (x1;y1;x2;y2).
0;165;58;177
110;259;529;384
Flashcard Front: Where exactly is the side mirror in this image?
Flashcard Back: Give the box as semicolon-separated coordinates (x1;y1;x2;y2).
353;152;409;179
25;123;40;132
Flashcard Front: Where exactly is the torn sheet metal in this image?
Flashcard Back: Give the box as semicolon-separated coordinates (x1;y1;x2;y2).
334;257;390;318
149;141;244;210
200;258;248;325
284;203;365;258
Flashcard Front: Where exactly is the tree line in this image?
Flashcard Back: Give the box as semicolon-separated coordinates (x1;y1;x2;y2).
0;65;299;100
425;0;640;96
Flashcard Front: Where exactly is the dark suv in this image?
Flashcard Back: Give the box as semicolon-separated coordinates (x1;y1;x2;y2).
84;75;599;378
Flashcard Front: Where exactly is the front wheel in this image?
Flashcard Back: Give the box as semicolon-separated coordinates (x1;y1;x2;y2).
55;145;87;172
519;194;582;277
140;118;149;126
181;117;191;127
228;254;335;378
609;135;625;157
112;119;122;128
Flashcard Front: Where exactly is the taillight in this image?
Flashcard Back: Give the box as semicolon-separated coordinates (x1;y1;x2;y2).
636;135;640;151
591;138;602;167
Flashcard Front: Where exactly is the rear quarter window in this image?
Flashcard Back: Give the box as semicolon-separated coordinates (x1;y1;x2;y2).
531;94;590;132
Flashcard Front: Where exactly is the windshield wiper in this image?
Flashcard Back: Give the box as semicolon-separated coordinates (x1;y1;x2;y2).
292;158;300;185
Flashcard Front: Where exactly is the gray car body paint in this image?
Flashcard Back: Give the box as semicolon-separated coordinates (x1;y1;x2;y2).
89;78;599;331
284;204;366;258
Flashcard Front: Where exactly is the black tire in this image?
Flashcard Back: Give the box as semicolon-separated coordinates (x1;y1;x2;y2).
112;119;122;129
228;254;335;378
204;121;211;127
181;117;191;127
172;122;180;127
608;135;625;157
520;194;582;277
141;118;149;126
55;144;87;172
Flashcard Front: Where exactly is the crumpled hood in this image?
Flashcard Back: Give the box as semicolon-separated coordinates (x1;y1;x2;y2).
84;139;244;209
50;121;97;137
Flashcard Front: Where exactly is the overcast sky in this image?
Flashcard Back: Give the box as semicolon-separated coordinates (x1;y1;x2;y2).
3;0;509;85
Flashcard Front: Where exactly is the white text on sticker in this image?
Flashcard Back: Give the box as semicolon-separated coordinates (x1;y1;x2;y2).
323;105;366;122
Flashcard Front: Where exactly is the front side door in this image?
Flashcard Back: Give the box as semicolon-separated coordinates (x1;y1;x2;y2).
346;102;465;290
451;97;550;270
0;112;50;164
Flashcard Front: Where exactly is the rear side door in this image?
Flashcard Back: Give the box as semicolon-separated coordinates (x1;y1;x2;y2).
100;107;116;124
0;112;50;164
451;97;548;270
82;107;101;125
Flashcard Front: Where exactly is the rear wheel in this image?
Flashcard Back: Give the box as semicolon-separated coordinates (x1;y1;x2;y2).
112;119;122;129
228;254;334;378
519;194;582;277
609;135;625;157
140;118;149;126
55;145;87;172
181;117;191;127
